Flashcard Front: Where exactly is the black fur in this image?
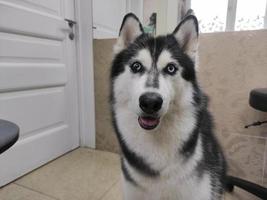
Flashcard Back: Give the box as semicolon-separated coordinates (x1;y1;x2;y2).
121;158;139;187
179;84;227;196
111;34;196;82
110;108;160;178
110;14;227;195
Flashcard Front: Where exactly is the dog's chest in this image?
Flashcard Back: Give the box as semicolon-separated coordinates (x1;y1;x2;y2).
124;168;212;200
123;134;209;200
156;174;211;200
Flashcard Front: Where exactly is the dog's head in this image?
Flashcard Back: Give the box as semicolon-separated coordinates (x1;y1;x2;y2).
111;13;199;131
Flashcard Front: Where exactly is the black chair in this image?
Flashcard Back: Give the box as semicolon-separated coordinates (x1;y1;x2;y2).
226;88;267;199
0;119;19;154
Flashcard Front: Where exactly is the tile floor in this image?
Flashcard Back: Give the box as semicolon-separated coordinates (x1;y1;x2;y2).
0;148;261;200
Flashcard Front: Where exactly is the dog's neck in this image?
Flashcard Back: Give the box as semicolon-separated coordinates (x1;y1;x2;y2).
115;101;199;170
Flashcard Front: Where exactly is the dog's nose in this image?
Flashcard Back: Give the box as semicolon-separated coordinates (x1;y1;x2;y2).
139;92;163;114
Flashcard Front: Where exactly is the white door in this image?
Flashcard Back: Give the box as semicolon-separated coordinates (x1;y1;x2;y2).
0;0;79;186
92;0;144;39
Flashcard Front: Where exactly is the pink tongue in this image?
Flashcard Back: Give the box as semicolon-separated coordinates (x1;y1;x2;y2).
140;117;159;126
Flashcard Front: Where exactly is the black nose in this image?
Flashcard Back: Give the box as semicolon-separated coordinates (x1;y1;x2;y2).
139;92;163;114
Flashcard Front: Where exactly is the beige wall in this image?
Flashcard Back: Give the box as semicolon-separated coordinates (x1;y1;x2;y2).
93;39;120;153
197;30;267;190
93;30;267;194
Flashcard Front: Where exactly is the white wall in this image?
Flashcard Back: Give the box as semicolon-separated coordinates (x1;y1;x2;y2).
156;0;179;35
143;0;157;25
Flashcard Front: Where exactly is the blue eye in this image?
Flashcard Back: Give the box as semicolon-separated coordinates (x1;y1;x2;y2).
164;63;178;75
130;62;143;73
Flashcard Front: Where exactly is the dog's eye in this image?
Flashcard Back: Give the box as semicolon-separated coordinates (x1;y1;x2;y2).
130;62;144;73
164;64;178;75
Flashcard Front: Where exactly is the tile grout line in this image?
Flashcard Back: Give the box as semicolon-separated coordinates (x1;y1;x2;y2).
262;138;267;185
97;179;120;200
14;182;60;200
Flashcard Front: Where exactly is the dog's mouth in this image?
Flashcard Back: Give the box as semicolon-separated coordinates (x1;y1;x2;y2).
138;116;160;130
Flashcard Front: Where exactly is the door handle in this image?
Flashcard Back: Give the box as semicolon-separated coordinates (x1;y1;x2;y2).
64;19;77;40
65;19;77;28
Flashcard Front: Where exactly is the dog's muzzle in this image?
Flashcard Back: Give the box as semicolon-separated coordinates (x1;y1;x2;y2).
139;92;163;114
138;92;162;130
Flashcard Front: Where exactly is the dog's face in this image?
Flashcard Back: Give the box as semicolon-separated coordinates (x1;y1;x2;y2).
111;14;199;131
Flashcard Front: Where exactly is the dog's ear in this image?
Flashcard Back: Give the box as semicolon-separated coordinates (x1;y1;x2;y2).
114;13;144;54
173;15;199;61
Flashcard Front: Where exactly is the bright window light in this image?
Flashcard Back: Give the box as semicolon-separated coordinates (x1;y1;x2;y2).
235;0;266;30
191;0;228;32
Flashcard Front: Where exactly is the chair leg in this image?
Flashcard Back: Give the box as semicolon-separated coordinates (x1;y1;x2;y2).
226;176;267;199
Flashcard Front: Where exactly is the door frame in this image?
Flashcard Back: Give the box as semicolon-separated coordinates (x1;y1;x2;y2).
75;0;96;148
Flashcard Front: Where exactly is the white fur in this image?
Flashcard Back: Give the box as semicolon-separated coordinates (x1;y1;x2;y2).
156;50;177;71
133;49;153;70
111;13;221;199
113;47;216;200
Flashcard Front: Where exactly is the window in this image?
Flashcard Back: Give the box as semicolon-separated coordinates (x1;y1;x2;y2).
235;0;266;31
191;0;228;32
191;0;267;33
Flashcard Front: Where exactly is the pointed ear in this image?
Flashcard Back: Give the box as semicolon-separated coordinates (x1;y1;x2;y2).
173;15;199;61
114;13;144;54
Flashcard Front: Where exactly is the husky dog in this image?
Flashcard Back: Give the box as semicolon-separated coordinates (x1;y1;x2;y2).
110;13;227;200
